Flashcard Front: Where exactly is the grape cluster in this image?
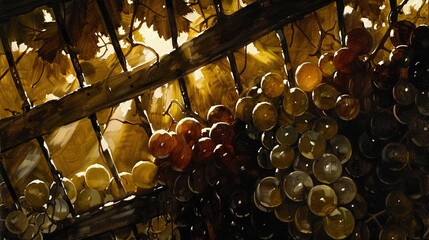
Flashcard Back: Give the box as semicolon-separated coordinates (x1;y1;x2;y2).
2;158;158;238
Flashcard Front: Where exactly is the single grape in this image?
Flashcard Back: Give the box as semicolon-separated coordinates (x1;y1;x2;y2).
170;140;192;171
410;25;429;60
209;122;234;145
252;102;278;131
346;28;373;55
75;188;102;213
409;114;429;147
261;130;277;150
35;213;57;234
335;94;360;121
298;131;326;160
295;62;323;92
318;52;336;77
379;225;408;240
372;60;398;90
389;45;411;68
109;172;137;200
381;142;409;171
345;154;372;178
293;154;314;174
283;87;308;116
229;190;252;218
176;117;203;145
188;167;209;194
131;160;158;189
415;90;429;116
333;47;359;73
348;71;373;99
173;174;192;202
385;191;413;217
294;112;315;134
390;20;415;46
329;134;352;164
370;111;399;140
257;146;274;169
323;207;355;239
312;116;338;140
288;221;313;239
46;198;70;221
393;79;417;105
192;137;215;164
148;130;178;159
62;177;77;204
393;104;416;124
332;176;357;204
71;172;86;194
255;177;283;208
313;153;342;184
276;125;299;146
235;96;257;123
24;179;50;209
333;71;352;93
85;163;111;191
307;185;337;216
274;200;300;222
312;83;340;110
261;72;285;98
213;143;235;168
270;144;294;169
283;171;313;202
346;193;368;220
207;104;235;126
294;205;315;234
5;210;28;235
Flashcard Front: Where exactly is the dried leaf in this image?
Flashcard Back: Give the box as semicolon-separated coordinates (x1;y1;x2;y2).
34;22;64;63
136;0;192;39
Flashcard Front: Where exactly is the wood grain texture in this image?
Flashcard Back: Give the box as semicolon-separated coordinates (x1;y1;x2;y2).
0;0;334;152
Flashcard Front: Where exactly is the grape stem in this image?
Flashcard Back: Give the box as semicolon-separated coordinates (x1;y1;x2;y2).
364;209;386;224
368;0;410;62
163;99;208;126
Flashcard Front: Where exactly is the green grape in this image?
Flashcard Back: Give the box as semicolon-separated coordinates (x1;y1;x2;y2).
261;72;285;98
381;142;409;171
5;210;28;235
318;52;336;77
253;192;273;213
331;176;357;204
261;130;277;150
288;222;312;240
21;224;43;240
283;171;313;202
313;153;342;184
295;62;323;92
294;112;315;134
270;144;295;169
415;90;429;116
206;104;235;126
257;147;275;169
298;131;326;159
235;96;257;123
293;154;313;174
46;198;70;221
283;87;308;116
323;207;355;239
307;185;337;216
294;205;315;234
274;200;300;222
312;116;338;140
35;213;57;234
335;94;360;121
276;125;299;146
329;134;352;164
277;109;295;126
255;177;283;208
252;102;278;131
24;179;50;210
312;83;340;110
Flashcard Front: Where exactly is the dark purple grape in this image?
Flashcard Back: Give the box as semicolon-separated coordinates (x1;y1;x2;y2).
410;25;429;61
390;20;416;46
346;28;373;55
409;60;429;90
372;61;399;90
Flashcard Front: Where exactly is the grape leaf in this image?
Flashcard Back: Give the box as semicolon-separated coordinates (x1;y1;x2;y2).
136;0;192;39
34;22;64;63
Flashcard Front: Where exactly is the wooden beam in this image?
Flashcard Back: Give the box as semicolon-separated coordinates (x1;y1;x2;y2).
0;0;334;152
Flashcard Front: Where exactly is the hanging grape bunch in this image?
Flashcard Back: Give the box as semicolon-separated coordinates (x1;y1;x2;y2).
225;23;429;239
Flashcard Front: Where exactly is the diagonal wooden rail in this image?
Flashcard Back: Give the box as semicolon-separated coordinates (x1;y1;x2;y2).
0;0;334;152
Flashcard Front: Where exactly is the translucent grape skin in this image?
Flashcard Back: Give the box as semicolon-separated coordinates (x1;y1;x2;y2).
313;153;342;184
207;105;235;126
270;144;294;169
333;47;359;74
295;62;323;92
176;117;203;146
252;102;278;131
283;171;313;202
331;176;357;205
346;28;373;55
323;207;355;240
260;72;285;98
390;20;415;46
318;52;336;77
235;96;257;123
283;87;308;116
255;177;283;208
192;137;215;164
335;94;360;121
298;131;326;160
307;185;338;217
312;83;340;111
148;130;178;159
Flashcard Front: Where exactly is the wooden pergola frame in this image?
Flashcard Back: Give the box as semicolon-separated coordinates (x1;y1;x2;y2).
0;0;335;152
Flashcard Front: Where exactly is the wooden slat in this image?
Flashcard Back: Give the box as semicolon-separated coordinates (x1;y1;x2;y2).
0;0;334;152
